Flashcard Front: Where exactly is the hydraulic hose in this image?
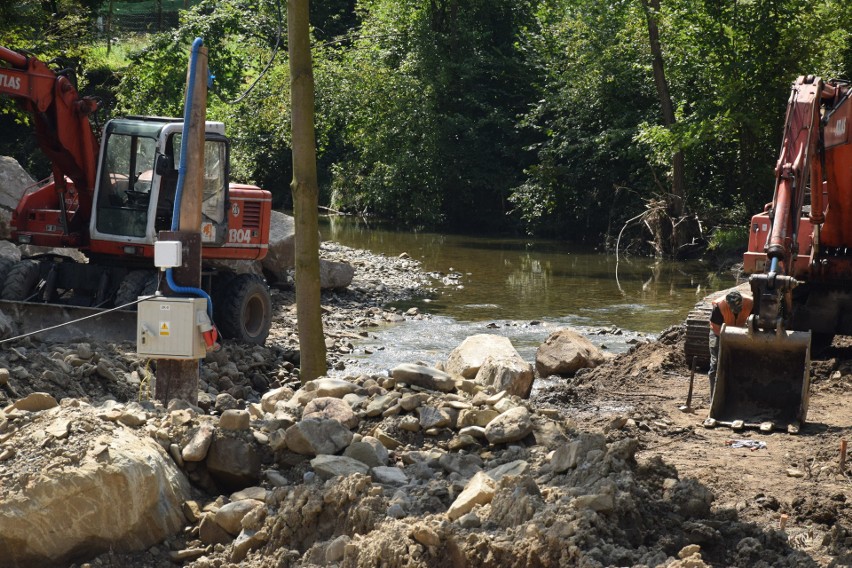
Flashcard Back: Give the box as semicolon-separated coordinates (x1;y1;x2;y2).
167;37;212;318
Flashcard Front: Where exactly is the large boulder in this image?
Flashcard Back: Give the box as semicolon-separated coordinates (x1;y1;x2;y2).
261;210;296;284
319;259;355;289
0;156;36;239
535;328;607;377
0;404;190;567
446;334;520;379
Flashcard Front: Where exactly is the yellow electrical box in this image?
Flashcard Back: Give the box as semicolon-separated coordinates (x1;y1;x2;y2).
137;296;207;359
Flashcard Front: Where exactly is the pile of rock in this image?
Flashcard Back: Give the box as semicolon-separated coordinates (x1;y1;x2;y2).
0;329;812;568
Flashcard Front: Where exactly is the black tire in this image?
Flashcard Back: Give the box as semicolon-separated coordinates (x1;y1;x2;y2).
0;257;16;287
2;259;41;301
114;270;158;309
216;273;272;345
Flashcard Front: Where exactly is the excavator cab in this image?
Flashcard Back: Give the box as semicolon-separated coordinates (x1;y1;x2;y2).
90;117;230;249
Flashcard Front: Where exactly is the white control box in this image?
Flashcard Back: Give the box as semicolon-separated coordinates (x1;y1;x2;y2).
137;296;207;359
154;240;183;268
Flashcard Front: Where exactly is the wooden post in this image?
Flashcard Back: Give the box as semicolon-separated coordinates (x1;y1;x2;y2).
155;44;207;407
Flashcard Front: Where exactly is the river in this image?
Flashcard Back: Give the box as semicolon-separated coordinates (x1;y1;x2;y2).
320;216;737;375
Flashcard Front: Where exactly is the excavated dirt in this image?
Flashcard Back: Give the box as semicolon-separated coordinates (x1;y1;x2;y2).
2;244;852;568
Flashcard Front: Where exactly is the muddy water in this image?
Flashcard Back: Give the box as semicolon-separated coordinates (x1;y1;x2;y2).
321;216;737;375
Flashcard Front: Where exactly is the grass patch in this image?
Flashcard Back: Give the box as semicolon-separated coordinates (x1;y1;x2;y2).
84;35;151;69
707;226;749;254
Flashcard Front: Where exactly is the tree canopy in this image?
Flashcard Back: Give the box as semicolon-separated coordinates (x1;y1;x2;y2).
1;0;849;254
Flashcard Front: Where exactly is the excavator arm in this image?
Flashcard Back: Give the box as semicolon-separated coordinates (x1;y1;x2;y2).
750;76;837;331
0;46;100;240
707;76;845;433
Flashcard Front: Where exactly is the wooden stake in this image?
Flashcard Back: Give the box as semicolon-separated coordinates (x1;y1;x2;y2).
779;513;789;530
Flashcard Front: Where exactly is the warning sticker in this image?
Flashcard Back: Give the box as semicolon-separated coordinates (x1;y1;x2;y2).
159;321;170;336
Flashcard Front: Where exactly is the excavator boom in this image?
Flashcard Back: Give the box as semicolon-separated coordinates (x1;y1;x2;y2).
709;76;852;432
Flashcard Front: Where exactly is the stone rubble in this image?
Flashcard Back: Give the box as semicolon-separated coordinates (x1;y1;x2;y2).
0;243;817;568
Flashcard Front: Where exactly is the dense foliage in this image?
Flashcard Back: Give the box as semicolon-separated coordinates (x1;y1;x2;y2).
1;0;850;251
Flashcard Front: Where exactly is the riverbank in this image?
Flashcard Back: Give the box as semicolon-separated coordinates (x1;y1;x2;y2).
1;242;850;567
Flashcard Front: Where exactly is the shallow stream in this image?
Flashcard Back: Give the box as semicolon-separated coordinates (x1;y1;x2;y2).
320;216;737;376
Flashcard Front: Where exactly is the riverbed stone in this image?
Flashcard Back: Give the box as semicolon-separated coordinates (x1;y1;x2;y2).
182;422;216;462
313;377;360;398
303;397;359;429
484;406;534;445
284;418;354;456
219;409;251;431
214;499;264;536
371;466;409;486
446;471;497;521
446;334;519;379
9;392;58;413
418;406;452;430
310;455;370;479
475;353;535;399
535;328;607;377
391;364;456;392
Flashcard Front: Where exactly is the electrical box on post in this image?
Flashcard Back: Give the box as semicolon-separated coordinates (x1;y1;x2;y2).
137;297;207;359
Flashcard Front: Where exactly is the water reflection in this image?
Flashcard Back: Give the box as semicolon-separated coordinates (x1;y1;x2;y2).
321;215;733;334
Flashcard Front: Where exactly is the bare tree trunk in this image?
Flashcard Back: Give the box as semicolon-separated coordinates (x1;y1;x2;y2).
639;0;697;256
288;0;327;382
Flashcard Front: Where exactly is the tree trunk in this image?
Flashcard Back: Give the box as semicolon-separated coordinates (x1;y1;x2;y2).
288;0;327;382
639;0;697;256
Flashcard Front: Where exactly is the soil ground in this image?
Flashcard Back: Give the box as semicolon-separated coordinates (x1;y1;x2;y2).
535;327;852;566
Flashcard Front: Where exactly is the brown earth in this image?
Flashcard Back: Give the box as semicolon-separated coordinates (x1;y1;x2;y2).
536;326;852;566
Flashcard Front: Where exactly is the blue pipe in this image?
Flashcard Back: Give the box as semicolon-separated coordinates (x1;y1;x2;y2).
167;37;212;319
770;257;779;274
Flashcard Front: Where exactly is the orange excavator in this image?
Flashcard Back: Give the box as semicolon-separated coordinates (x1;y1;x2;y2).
687;75;851;432
0;46;274;344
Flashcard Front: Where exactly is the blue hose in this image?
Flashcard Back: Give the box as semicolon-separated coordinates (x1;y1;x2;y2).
167;37;212;319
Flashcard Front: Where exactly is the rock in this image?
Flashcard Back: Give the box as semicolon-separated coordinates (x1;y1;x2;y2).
457;408;500;428
475;353;535;398
199;514;233;545
320;259;355;289
447;471;497;521
219;409;251;431
572;492;615;512
313;377;360;398
418;406;452;430
260;386;295;413
182;422;216;462
371;466;409;486
260;211;296;284
344;441;385;467
284;418;354;455
310;455;370;479
391;364;456;392
550;433;607;473
214;499;264;536
205;437;261;490
0;156;35;238
326;535;350;563
366;392;401;417
0;408;190;566
8;392;58;413
535;328;607;377
484;406;534;445
446;334;520;379
231;528;267;562
411;524;441;547
486;459;530;481
303;397;359;429
399;393;429;411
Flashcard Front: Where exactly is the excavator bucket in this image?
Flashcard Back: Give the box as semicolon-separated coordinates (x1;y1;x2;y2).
705;325;811;433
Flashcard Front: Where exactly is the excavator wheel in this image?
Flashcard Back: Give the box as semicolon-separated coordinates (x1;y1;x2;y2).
1;260;41;301
114;270;158;309
215;273;272;345
0;257;16;285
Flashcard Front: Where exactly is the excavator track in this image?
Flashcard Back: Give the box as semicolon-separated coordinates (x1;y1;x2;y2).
684;301;713;370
